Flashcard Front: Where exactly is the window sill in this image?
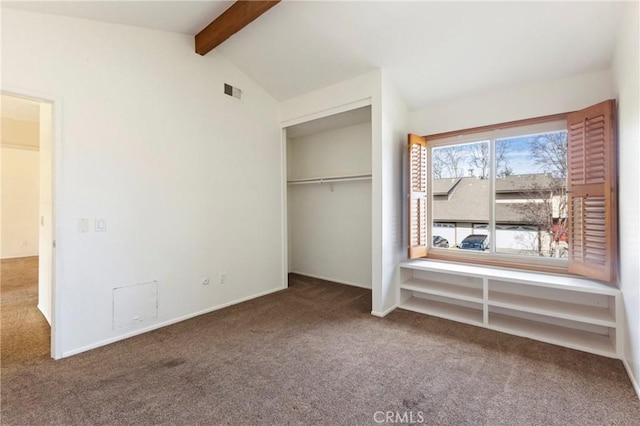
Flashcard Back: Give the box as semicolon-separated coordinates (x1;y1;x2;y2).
403;258;616;291
425;250;571;277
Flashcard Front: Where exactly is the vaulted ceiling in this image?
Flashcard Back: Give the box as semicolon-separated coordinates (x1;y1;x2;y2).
2;1;624;110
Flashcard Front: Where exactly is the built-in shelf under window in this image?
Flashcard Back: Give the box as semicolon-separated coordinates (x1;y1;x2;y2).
398;259;622;359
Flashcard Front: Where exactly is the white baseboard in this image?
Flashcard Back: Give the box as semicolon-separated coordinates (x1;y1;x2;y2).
289;270;371;290
622;357;640;400
60;286;285;358
1;254;39;260
37;303;52;326
371;305;397;318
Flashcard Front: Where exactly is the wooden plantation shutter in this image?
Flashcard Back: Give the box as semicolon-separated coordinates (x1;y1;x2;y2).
408;134;428;259
567;99;617;283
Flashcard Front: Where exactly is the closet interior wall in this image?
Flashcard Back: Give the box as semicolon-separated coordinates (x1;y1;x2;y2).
286;107;372;289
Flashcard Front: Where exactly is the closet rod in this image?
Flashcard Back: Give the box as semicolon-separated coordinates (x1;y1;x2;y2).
287;174;372;185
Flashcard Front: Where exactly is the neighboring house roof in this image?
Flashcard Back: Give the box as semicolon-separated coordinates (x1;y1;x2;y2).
433;178;461;196
433;177;489;222
495;174;563;193
432;174;564;224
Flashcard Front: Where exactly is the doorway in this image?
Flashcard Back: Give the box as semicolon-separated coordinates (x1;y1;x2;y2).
1;92;54;362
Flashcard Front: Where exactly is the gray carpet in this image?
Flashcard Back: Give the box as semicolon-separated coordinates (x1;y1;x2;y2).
1;265;639;425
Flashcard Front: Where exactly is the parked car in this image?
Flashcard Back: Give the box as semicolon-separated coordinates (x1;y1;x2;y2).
432;235;449;248
459;234;489;251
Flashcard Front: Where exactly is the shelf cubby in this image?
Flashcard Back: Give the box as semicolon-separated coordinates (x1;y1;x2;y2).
488;289;615;327
488;311;616;357
400;290;483;326
401;278;483;303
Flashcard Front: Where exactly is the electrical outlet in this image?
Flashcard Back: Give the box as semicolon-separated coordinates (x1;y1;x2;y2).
202;277;210;286
219;273;226;284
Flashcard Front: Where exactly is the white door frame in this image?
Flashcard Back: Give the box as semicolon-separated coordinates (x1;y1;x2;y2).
2;86;63;359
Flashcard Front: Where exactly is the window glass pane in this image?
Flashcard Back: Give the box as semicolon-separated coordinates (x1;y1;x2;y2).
494;131;568;258
432;141;490;251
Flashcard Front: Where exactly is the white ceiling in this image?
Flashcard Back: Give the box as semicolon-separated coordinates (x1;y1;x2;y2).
1;1;624;110
2;1;234;35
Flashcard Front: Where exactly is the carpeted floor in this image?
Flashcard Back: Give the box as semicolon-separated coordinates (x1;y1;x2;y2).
0;256;50;366
1;266;639;425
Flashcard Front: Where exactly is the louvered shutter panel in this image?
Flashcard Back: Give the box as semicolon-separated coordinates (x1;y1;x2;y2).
567;100;617;283
408;134;428;259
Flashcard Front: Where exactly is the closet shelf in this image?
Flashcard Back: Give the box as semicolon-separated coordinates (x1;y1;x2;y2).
287;174;372;185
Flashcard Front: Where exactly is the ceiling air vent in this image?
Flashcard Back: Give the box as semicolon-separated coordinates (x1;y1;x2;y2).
224;83;242;100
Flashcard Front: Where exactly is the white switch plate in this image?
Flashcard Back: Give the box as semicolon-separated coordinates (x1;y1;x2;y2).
79;218;89;233
95;218;107;232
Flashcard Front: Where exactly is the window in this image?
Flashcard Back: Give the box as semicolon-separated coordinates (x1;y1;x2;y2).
408;100;617;283
430;123;567;260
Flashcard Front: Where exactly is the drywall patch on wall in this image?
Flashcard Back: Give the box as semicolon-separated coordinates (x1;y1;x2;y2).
113;281;158;329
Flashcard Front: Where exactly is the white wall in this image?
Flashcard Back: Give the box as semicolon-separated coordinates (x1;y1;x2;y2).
287;122;372;288
1;117;39;149
280;71;380;128
409;70;613;134
1;146;40;258
2;10;283;357
612;0;640;397
377;73;408;314
287;123;372;180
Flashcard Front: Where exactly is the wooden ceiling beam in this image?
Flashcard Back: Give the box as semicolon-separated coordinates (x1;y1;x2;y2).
195;0;280;56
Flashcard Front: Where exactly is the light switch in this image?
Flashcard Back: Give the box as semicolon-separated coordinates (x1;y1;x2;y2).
95;218;107;232
79;218;89;233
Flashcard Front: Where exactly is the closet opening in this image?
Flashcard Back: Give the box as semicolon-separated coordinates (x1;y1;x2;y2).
284;105;373;290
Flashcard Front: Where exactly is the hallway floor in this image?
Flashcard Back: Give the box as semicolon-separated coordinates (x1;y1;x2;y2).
0;256;50;366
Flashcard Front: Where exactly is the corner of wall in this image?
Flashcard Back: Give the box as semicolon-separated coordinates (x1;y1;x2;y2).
612;0;640;399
